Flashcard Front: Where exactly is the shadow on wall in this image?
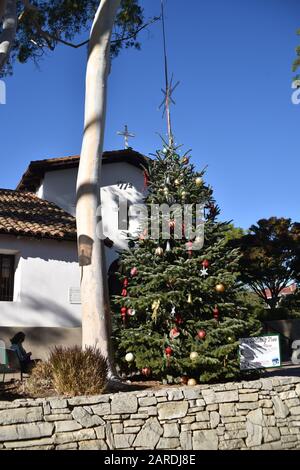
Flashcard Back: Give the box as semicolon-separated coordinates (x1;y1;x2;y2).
0;326;82;361
22;294;81;328
0;294;82;360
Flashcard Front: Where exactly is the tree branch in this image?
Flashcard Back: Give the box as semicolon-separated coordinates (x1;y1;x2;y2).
39;15;160;50
0;0;7;23
0;0;17;72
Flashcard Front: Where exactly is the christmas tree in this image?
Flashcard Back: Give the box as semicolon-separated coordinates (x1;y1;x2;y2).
111;142;261;384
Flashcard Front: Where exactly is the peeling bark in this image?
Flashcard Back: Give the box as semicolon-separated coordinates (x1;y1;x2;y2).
76;0;121;377
0;0;17;72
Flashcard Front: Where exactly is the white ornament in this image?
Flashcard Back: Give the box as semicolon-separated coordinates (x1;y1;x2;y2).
125;353;134;363
190;351;199;361
127;308;136;317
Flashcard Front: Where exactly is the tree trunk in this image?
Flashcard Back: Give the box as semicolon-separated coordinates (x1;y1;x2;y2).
0;1;7;22
76;0;121;378
0;0;17;72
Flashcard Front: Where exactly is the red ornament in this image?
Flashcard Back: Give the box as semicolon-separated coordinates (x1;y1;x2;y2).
123;278;129;287
165;346;173;356
213;306;219;320
141;367;151;377
170;327;180;339
121;288;127;297
175;314;183;325
198;329;206;340
121;307;127;322
130;267;138;277
202;259;209;268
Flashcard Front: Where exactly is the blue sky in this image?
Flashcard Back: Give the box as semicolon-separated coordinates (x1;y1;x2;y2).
0;0;300;229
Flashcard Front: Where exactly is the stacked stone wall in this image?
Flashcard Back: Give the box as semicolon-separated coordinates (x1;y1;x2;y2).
0;377;300;450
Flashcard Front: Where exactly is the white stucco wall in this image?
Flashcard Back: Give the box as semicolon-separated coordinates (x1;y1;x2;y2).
0;236;81;328
37;162;145;270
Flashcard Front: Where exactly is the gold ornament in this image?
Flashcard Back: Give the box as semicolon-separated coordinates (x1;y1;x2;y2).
163;187;169;194
182;156;189;165
195;177;203;187
187;293;192;304
181;191;187;198
151;299;160;322
174;179;180;186
215;283;225;293
187;378;197;386
155;247;164;257
190;351;199;361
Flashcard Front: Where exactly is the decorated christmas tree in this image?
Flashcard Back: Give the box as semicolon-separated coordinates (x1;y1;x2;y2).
111;141;261;384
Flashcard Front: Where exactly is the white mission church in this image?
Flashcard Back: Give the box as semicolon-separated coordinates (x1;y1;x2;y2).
0;149;148;358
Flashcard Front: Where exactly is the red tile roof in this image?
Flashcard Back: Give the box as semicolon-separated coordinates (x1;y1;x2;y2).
17;149;149;192
0;189;76;241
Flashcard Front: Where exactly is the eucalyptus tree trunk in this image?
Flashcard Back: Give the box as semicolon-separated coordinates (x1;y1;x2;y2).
76;0;121;378
0;0;17;71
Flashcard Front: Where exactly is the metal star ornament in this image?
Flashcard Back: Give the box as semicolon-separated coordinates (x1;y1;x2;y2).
200;267;208;277
159;74;180;117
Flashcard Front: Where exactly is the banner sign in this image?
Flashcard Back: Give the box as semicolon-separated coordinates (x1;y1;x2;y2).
239;335;281;370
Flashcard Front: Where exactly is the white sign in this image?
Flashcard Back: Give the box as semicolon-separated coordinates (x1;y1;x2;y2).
0;340;6;365
69;287;81;304
239;335;281;370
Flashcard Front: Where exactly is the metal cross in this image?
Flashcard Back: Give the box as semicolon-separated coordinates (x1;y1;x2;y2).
117;125;135;149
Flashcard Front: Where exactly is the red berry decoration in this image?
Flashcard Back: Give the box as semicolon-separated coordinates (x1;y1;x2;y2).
202;259;209;268
175;314;183;325
198;329;206;340
121;307;127;322
123;277;129;287
121;288;127;297
141;367;151;377
130;267;138;277
213;306;219;321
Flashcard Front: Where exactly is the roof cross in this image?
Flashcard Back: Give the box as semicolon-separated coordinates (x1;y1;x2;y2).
117;125;135;149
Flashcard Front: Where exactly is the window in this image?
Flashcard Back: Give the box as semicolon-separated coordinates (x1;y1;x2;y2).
0;254;15;301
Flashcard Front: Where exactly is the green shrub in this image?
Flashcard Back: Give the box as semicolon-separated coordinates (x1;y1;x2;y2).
26;346;108;397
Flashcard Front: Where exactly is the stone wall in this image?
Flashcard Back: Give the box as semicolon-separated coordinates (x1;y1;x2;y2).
0;377;300;450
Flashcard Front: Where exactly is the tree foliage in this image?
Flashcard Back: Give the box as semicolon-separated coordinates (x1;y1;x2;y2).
292;28;300;81
111;143;261;384
1;0;153;75
231;217;300;310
